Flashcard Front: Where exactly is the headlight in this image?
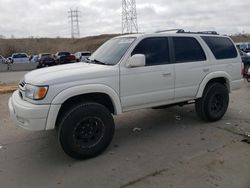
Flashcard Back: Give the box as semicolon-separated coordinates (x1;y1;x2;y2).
25;84;49;100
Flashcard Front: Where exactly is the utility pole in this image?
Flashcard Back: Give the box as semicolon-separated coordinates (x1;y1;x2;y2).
122;0;138;34
68;9;81;38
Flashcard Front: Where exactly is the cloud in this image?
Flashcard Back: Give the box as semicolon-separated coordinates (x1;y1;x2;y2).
0;0;249;38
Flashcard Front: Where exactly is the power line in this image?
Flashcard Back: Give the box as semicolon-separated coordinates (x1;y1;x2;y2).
122;0;138;34
68;9;81;38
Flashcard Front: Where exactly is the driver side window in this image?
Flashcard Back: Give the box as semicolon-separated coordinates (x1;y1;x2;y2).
131;37;170;66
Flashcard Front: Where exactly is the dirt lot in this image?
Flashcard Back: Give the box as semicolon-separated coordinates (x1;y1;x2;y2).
0;82;250;188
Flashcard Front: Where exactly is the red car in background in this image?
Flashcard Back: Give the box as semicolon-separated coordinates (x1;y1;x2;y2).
55;52;76;65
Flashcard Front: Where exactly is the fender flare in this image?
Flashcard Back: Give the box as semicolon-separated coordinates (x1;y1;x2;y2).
196;71;232;98
51;84;122;114
45;84;122;130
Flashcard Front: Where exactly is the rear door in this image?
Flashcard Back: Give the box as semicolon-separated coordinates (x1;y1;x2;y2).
172;36;210;100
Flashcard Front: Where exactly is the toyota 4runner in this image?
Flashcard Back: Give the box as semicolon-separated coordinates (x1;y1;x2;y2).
8;30;243;159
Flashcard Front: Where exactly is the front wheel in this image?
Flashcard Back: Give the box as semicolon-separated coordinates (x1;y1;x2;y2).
195;83;229;122
58;102;115;159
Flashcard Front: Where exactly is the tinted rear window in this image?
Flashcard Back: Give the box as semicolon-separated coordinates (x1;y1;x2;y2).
202;36;237;59
173;37;206;63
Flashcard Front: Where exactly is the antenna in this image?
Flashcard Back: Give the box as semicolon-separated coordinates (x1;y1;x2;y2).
68;9;81;38
122;0;138;34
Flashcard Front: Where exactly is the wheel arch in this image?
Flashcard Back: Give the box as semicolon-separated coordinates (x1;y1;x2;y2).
45;84;122;130
196;72;231;98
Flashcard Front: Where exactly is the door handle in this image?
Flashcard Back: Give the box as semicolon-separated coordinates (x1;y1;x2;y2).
162;72;172;77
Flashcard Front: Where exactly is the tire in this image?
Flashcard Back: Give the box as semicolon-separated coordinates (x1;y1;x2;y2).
58;102;115;159
195;83;229;122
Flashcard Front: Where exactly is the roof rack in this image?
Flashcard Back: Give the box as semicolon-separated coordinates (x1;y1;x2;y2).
155;29;184;33
177;30;219;35
155;29;219;35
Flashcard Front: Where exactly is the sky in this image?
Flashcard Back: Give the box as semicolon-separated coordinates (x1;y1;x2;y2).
0;0;249;38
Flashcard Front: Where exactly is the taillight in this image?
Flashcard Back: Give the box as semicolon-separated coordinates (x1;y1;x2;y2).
241;62;244;77
70;55;76;61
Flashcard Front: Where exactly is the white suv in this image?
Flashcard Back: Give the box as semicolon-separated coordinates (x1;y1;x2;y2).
8;30;243;159
11;53;29;63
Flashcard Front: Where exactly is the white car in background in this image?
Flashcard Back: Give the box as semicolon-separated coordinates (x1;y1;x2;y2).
11;53;29;63
75;51;92;62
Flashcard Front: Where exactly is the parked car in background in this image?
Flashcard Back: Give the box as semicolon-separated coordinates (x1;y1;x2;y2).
30;55;39;63
75;51;92;62
246;67;250;82
37;53;56;68
11;53;29;63
55;52;76;64
240;50;250;80
236;42;250;53
0;55;5;63
6;57;12;64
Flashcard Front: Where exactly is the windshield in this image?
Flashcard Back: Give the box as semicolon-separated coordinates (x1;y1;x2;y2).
82;52;91;56
89;37;136;65
41;53;51;57
58;52;70;56
247;43;250;49
13;54;28;58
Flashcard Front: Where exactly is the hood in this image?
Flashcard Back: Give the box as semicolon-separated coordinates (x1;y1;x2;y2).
24;63;116;85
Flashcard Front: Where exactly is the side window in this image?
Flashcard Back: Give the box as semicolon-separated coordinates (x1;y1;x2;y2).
173;37;206;63
132;37;170;66
202;36;237;59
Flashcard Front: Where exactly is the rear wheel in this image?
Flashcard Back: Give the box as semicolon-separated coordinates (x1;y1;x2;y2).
195;83;229;122
58;102;115;159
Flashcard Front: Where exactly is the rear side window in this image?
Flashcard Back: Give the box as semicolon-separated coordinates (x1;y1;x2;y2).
173;37;206;63
132;37;170;66
202;36;237;59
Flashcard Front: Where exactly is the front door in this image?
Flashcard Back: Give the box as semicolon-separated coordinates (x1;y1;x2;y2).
120;37;175;111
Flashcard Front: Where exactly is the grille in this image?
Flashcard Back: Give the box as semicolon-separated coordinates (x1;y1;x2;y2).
19;81;26;91
19;91;23;99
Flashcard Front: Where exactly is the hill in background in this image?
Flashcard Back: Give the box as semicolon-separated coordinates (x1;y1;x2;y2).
0;34;119;57
0;33;249;57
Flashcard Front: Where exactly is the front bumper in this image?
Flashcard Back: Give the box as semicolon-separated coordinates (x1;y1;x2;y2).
8;90;50;131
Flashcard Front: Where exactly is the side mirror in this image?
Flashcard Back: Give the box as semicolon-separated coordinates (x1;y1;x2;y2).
127;54;146;68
